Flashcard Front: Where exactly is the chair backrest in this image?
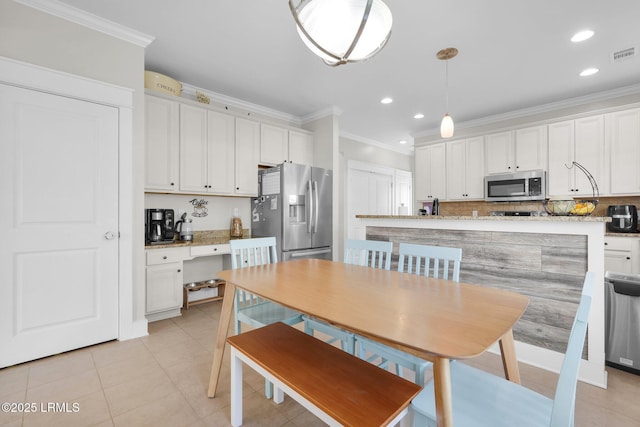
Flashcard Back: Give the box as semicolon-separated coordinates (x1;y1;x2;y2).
344;239;393;270
397;242;462;281
229;237;278;269
549;271;594;427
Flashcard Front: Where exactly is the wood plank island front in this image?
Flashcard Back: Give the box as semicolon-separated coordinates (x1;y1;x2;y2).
355;214;610;388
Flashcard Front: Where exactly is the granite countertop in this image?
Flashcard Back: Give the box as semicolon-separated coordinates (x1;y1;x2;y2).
355;214;611;222
145;229;250;249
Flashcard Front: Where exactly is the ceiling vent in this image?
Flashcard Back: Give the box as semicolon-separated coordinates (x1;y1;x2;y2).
610;46;638;63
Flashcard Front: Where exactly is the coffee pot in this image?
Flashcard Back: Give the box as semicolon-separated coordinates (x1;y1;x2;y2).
175;213;194;241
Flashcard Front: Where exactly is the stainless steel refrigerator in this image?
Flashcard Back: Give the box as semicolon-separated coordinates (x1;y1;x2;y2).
251;163;332;261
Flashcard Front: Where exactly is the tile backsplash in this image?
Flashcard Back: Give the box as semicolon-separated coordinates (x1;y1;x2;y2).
439;196;640;217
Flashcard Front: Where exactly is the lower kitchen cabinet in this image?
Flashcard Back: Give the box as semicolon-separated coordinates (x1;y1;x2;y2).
604;236;640;275
145;247;188;321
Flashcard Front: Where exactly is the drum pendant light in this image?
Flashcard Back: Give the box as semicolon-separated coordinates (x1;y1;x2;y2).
289;0;393;66
437;47;458;138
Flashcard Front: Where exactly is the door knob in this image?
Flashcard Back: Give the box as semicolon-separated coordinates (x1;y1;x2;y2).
104;231;117;240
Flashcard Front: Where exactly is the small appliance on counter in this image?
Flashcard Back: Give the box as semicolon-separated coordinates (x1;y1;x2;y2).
607;205;638;233
145;209;175;244
174;212;194;241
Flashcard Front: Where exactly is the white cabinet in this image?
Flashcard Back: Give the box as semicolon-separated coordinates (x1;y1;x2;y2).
289;129;314;165
446;136;484;200
208;111;236;194
260;123;289;165
179;104;210;193
235;117;260;196
604;236;640;275
485;126;547;174
609;108;640;194
145;248;187;321
144;96;179;191
415;143;446;201
260;124;314;166
548;116;604;197
179;104;256;196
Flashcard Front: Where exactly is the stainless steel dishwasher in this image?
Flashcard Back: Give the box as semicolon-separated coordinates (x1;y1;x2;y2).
605;271;640;375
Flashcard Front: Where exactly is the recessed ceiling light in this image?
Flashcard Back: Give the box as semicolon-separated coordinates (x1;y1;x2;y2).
414;113;424;119
571;30;594;43
380;97;393;104
579;67;599;77
399;140;407;144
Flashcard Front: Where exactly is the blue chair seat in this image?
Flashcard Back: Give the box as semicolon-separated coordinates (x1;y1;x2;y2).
411;271;595;427
413;361;553;427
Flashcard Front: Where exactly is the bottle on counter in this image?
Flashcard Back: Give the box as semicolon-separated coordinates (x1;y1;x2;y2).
230;208;243;238
432;198;440;216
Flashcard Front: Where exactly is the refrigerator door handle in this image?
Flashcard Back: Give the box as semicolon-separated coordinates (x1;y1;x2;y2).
289;248;332;258
313;180;319;233
307;179;313;234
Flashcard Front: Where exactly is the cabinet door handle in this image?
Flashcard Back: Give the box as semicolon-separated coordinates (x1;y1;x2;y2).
177;269;181;273
163;256;167;259
626;257;631;260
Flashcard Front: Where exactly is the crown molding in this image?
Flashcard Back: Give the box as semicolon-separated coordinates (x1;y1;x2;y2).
413;83;640;139
14;0;154;47
301;106;343;123
180;83;301;124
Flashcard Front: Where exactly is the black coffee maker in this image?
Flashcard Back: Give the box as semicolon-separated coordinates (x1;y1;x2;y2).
606;205;638;233
145;209;175;243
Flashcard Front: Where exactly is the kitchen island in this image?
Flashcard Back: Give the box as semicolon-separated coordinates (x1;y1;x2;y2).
355;214;609;388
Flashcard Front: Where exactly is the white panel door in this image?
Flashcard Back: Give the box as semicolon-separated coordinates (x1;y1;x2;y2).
0;84;119;368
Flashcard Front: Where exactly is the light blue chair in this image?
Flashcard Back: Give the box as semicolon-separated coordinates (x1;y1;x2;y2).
398;242;462;281
301;239;393;354
356;243;462;385
229;237;303;398
411;271;595;427
343;238;393;269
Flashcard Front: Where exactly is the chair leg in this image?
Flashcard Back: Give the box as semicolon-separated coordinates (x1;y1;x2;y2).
265;379;273;399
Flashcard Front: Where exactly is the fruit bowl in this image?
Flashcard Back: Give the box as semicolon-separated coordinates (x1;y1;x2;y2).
544;196;576;215
569;200;597;216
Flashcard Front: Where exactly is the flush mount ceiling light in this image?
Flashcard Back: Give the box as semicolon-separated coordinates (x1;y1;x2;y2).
288;0;393;66
437;47;458;138
571;30;594;43
380;97;393;104
580;67;599;77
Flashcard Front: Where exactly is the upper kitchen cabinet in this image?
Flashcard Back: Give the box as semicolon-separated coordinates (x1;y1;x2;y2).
260;123;289;165
288;129;314;165
548;116;604;197
446;136;484;200
260;124;315;166
145;96;179;192
234;117;259;196
415;143;446;201
180;104;236;195
485;126;547;174
609;108;640;195
180;104;211;193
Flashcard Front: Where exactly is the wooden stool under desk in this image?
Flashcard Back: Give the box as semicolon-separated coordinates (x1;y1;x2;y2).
226;322;421;427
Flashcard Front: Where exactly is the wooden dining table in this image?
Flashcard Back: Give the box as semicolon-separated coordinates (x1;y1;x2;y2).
208;258;529;427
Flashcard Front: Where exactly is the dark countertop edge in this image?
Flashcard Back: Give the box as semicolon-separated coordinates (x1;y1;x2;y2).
355;214;611;222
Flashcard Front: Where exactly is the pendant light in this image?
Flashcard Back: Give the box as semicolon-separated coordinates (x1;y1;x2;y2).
437;47;458;138
289;0;393;66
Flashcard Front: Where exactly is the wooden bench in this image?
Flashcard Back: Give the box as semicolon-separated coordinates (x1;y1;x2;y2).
227;322;422;427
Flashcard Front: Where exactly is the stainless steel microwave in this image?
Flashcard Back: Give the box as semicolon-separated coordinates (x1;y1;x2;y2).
485;170;546;202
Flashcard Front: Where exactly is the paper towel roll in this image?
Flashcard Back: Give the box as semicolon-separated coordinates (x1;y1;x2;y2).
398;205;409;215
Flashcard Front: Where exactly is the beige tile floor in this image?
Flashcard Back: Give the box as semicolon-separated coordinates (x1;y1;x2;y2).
1;301;639;427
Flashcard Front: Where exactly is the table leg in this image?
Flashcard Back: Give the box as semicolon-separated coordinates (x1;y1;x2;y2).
207;282;236;397
432;357;453;427
498;328;521;384
230;347;243;426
